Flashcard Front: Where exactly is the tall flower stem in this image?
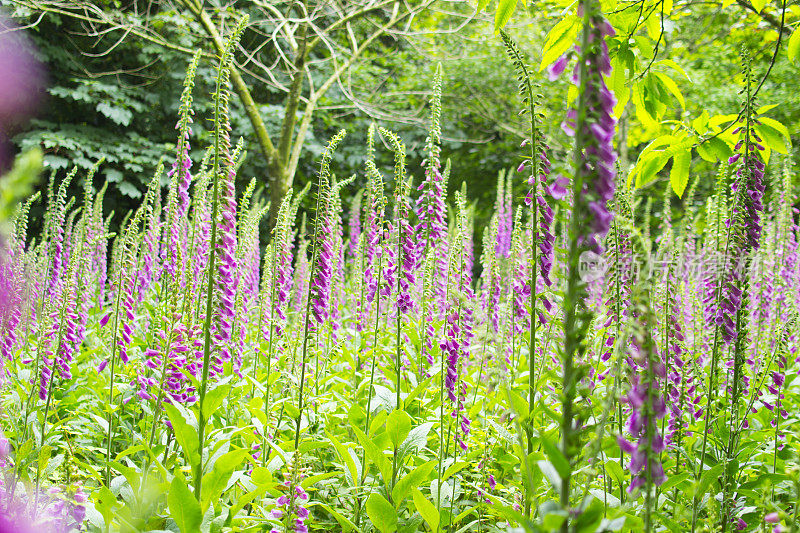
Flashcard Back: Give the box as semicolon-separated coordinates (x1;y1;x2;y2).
104;259;126;487
196;18;247;499
691;53;758;532
295;130;346;451
354;255;383;528
560;3;593;524
295;205;324;452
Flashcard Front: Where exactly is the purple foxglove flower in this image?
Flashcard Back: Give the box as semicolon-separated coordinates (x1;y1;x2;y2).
548;55;569;80
210;163;239;379
0;16;45;172
559;11;617;253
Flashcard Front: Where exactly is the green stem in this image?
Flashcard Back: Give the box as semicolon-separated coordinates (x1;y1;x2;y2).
195;53;228;499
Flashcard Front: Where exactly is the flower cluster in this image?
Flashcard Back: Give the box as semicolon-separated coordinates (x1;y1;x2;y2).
552;8;617;252
618;306;667;493
271;461;310;533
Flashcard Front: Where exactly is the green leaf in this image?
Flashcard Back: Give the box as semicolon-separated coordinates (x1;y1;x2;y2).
229;486;268;521
697;463;724;498
494;0;519;32
94;486;118;529
669;150;690;197
750;0;766;13
413;489;440;532
756;118;791;153
202;383;230;419
611;55;631;117
96;102;132;126
692;111;710;135
443;461;470;481
653;72;685;110
164;403;201;472
789;27;800;64
539;16;580;71
632;83;658;129
537;459;562;493
507;390;530;420
402;421;434;452
655;59;691;81
284;402;300;420
168;476;202;533
477;0;491;12
251;466;272;485
117;181;142;199
656;512;683;532
392;461;436;507
38;445;52;474
541;438;570;479
660;471;691;492
200;448;248;514
352;425;391;484
329;432;360;487
386;409;412;448
318;502;357;532
366;493;398;533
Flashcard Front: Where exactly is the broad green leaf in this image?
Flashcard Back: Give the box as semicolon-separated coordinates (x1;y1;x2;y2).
755;123;789;154
697;463;724;498
251;466;272;485
537;459;562;493
96;102;132;126
402;421;434;452
659;471;691;492
202;383;230;419
366;493;397;533
329;432;360;487
168;476;202;533
442;461;469;481
494;0;519;32
228;486;268;521
300;471;338;489
574;497;604;531
789;27;800;64
318;502;356;532
38;445;52;474
539;16;580;71
750;0;766;13
110;461;141;494
283;402;300;420
632;83;658;129
670;150;691;197
386;409;412;448
164;403;201;471
697;136;732;162
392;461;436;507
413;489;439;532
507;390;530;420
757;116;789;138
692;111;710;135
352;425;391;484
200;448;248;513
654;72;685;109
542;510;568;529
541;438;569;479
94;486;117;529
611;55;631;117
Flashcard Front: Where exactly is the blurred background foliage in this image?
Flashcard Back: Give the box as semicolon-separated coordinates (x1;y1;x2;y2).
4;0;799;240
